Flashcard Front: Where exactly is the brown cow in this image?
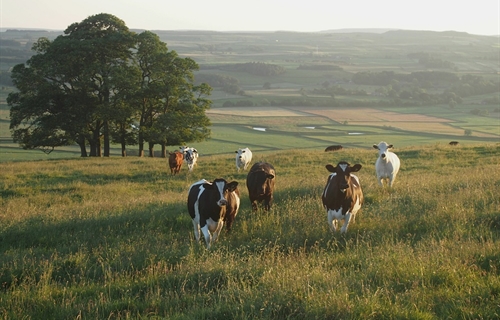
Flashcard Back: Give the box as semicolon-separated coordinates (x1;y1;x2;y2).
325;145;343;152
168;151;183;175
246;162;276;211
449;141;459;146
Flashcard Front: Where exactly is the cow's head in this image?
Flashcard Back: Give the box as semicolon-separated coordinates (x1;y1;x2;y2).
326;161;362;192
183;148;198;161
235;148;246;158
207;178;239;207
373;141;393;160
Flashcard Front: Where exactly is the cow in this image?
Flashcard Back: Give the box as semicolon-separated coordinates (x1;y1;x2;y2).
373;141;401;187
246;162;276;211
168;151;183;175
325;145;343;152
180;146;198;172
322;161;364;233
235;147;253;172
187;178;239;249
449;141;459;146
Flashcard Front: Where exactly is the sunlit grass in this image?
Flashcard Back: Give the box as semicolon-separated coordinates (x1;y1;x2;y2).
0;143;499;319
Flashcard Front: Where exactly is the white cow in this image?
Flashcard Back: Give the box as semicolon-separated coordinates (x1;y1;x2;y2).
235;147;253;171
373;141;400;187
180;146;198;172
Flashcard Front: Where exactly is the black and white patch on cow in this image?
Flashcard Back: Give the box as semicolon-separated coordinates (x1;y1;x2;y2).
322;161;364;233
187;178;238;249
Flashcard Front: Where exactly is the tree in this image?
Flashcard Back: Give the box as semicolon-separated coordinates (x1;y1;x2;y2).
8;14;136;157
8;14;212;158
133;31;211;158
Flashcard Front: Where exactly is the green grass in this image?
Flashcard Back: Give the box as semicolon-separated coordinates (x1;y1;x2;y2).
1;143;499;319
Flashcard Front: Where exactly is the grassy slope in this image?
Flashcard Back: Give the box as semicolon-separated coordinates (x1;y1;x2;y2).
0;143;499;319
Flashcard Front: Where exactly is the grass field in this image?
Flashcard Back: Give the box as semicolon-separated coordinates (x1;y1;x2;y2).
0;144;499;319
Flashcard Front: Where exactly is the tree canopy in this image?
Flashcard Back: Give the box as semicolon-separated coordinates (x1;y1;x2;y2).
8;13;212;157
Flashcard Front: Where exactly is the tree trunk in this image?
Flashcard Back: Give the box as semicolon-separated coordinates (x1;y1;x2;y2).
161;142;167;158
138;130;144;157
77;136;88;157
148;142;154;157
103;120;110;157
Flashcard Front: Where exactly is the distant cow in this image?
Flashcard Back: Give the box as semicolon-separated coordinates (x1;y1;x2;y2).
373;141;401;187
325;145;343;152
235;148;253;171
168;151;183;175
187;178;239;249
180;146;198;172
322;161;364;233
246;162;276;211
449;141;459;146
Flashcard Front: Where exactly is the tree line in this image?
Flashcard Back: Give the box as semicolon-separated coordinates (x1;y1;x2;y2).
7;14;212;157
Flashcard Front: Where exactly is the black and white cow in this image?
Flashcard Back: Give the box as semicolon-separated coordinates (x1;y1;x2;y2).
180;146;198;172
187;178;239;249
322;161;364;233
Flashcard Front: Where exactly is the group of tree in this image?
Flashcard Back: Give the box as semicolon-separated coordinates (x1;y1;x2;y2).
7;14;212;157
194;73;245;95
219;62;286;76
351;70;498;104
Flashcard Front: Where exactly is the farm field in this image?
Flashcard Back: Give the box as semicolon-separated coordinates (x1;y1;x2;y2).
0;144;499;318
1;29;499;161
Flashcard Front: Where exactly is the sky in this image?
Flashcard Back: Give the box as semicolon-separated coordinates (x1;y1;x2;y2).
1;0;499;36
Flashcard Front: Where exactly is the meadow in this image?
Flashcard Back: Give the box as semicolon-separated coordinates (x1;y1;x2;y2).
0;143;499;319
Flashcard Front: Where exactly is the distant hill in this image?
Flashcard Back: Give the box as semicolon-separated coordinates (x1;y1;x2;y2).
319;28;397;34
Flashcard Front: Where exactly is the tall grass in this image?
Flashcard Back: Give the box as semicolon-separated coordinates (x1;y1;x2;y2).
0;144;499;319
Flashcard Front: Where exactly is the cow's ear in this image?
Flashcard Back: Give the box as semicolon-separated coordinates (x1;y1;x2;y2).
235;150;238;153
325;164;335;172
388;144;394;149
373;144;379;149
226;181;239;192
267;174;275;180
193;149;198;153
351;164;362;172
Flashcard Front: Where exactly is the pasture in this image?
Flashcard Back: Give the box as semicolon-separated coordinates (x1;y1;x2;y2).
0;144;499;319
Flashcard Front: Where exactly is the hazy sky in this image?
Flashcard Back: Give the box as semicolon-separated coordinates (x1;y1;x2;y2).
1;0;499;35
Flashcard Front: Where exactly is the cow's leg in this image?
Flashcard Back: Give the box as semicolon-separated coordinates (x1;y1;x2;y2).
211;220;224;243
341;212;352;233
327;210;338;232
264;197;273;211
377;176;384;186
389;174;396;187
200;225;212;249
192;220;201;242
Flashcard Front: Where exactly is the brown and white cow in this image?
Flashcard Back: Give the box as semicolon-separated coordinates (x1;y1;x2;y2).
246;162;275;211
322;161;364;233
168;151;183;175
187;178;239;249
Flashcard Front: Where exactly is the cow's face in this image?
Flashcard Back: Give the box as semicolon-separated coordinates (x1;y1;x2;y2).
184;148;198;161
373;141;393;160
326;162;362;192
252;171;275;195
208;178;239;207
235;149;246;158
